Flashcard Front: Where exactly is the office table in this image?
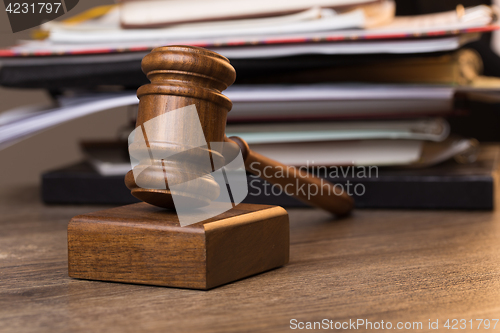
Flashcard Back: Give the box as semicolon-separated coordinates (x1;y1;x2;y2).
1;184;500;332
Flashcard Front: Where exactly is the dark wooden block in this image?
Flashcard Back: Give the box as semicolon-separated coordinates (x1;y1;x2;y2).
68;203;289;290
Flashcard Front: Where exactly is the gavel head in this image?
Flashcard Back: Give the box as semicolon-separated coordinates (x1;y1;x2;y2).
125;45;237;209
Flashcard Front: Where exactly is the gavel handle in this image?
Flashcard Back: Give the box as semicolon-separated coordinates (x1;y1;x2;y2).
227;136;354;216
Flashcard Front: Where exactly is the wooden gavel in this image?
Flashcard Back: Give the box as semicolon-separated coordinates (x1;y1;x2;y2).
125;45;353;216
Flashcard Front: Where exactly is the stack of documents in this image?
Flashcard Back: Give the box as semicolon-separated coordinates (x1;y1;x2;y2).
1;1;496;56
0;1;498;90
0;84;456;150
1;1;499;187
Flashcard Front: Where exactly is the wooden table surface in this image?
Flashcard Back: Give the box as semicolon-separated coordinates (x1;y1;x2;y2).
1;184;500;333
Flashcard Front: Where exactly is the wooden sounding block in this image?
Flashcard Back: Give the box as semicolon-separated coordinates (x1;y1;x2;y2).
68;203;289;290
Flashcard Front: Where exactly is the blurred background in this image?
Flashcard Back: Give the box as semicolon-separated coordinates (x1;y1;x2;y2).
0;0;122;188
2;0;500;209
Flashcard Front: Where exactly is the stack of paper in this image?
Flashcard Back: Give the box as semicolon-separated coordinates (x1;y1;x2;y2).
0;1;498;171
226;119;474;167
0;2;497;57
81;118;475;175
0;85;456;149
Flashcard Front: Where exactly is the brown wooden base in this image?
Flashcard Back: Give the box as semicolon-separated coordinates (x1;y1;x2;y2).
68;203;289;290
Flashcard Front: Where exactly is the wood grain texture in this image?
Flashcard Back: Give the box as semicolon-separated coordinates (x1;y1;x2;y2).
228;136;354;216
68;203;289;290
1;184;500;332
